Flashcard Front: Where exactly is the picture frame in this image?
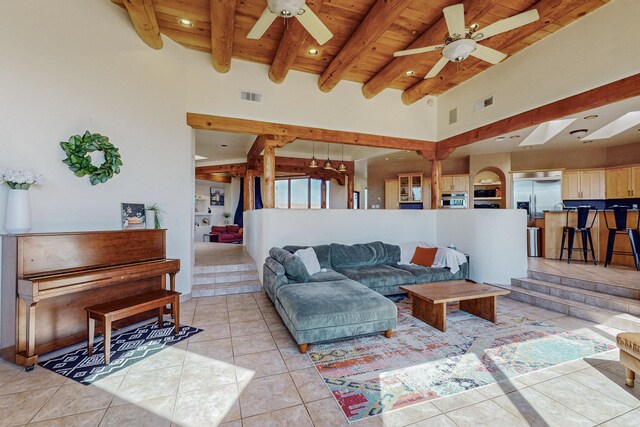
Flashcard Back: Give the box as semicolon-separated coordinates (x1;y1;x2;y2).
121;202;146;229
210;186;225;206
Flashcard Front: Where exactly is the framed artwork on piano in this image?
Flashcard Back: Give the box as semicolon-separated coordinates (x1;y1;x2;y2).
121;202;146;229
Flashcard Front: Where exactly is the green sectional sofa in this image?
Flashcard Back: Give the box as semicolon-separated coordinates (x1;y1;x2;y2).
263;241;469;353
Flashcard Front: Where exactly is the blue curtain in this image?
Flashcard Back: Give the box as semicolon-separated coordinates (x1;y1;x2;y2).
234;176;263;227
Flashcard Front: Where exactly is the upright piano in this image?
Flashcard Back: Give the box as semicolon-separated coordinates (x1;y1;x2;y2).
1;229;180;368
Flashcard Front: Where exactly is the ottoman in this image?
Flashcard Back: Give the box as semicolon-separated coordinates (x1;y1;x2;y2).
617;332;640;387
275;279;397;353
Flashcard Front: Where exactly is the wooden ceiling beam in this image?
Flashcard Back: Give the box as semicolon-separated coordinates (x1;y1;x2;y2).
195;173;233;183
361;0;497;99
318;0;414;93
196;163;247;176
437;73;640;152
269;0;323;84
210;0;237;73
401;0;586;105
187;113;436;153
121;0;163;49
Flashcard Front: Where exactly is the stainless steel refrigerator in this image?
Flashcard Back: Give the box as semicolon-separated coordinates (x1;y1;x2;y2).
513;171;563;222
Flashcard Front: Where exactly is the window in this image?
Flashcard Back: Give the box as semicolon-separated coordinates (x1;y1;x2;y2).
275;177;325;209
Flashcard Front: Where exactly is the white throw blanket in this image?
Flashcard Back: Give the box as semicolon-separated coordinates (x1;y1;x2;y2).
432;247;467;274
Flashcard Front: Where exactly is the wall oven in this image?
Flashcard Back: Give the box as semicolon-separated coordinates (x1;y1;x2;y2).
441;193;468;209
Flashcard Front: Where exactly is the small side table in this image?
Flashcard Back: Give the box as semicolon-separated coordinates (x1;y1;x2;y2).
203;233;219;242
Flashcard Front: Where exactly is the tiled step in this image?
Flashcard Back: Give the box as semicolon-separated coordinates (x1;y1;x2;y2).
612;314;640;333
193;263;256;275
193;270;259;285
527;270;639;299
494;283;621;325
513;278;640;316
192;280;262;297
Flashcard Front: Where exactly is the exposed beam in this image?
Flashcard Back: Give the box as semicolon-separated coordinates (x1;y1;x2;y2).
263;145;276;208
210;0;237;73
244;171;255;211
437;73;640;152
347;175;354;208
318;0;414;93
269;0;324;84
402;0;586;105
196;163;247;176
195;173;232;183
187;113;436;153
431;160;442;210
362;0;497;99
247;135;267;166
122;0;163;49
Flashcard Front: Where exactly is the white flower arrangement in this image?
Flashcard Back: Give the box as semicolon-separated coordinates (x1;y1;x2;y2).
0;168;46;190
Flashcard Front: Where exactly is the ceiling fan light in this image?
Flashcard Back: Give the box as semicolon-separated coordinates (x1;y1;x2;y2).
570;129;589;138
309;157;319;168
442;38;476;62
268;0;305;18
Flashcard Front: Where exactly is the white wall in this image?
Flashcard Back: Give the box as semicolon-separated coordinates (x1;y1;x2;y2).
437;0;640;139
245;209;527;284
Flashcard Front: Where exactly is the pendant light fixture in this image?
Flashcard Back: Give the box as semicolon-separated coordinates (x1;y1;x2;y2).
338;144;347;172
323;143;333;170
309;141;319;168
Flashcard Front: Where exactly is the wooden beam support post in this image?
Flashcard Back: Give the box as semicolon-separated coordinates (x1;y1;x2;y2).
122;0;163;49
270;0;324;83
347;174;354;209
431;160;442;210
263;144;276;208
318;0;414;93
321;180;327;209
244;171;255;211
210;0;237;73
362;0;498;99
401;0;586;104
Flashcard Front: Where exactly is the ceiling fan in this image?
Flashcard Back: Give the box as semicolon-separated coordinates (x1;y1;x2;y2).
394;3;539;79
247;0;333;45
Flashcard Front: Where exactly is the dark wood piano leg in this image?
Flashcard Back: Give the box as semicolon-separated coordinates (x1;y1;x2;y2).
173;294;180;334
103;317;112;365
87;313;95;356
158;307;164;327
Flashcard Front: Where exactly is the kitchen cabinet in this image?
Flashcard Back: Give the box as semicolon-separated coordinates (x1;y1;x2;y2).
398;173;423;203
441;175;469;192
385;179;399;209
562;169;605;200
606;166;640;198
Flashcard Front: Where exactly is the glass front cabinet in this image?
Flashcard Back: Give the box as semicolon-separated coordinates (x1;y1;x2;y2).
398;173;423;203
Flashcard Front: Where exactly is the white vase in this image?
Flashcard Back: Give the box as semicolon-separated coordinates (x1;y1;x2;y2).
5;189;32;234
145;210;156;229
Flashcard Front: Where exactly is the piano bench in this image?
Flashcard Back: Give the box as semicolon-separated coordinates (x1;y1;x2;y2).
86;289;181;365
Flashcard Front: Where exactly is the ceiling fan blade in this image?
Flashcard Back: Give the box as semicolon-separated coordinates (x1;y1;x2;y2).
296;6;333;45
474;9;539;40
394;44;445;57
247;7;277;39
443;3;466;38
470;43;507;64
425;57;449;79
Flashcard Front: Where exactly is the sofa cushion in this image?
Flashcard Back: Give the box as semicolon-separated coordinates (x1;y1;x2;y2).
212;226;226;233
335;265;415;289
617;332;640;358
394;264;460;283
330;241;388;268
294;248;321;276
226;225;240;233
307;269;347;283
276;279;397;331
283;245;332;269
269;247;310;283
383;243;401;265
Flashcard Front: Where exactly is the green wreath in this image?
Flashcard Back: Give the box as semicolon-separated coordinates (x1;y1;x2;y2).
60;131;123;185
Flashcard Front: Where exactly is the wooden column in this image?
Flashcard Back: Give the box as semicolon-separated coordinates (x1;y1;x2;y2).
321;180;327;209
243;171;255;211
431;160;442;210
347;174;354;209
263;144;276;208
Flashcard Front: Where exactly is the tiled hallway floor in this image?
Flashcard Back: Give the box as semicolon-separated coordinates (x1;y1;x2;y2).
1;294;639;426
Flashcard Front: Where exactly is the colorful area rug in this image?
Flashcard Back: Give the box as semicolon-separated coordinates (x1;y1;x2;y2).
309;296;615;422
40;321;201;385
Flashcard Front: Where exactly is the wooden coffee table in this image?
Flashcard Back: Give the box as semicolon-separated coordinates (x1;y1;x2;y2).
400;280;510;332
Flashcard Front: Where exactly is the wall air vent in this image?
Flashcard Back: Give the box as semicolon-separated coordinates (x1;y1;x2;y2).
474;95;494;112
240;91;262;102
449;107;457;124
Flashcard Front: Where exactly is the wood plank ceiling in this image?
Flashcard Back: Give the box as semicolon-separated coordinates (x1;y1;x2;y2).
113;0;608;104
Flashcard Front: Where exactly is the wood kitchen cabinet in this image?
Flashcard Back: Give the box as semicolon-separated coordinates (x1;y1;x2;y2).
398;173;423;203
606;166;640;198
441;175;469;192
562;169;605;200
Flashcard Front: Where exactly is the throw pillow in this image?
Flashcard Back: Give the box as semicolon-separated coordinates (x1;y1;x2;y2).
411;247;438;267
398;241;433;264
212;226;226;233
294;247;321;276
226;225;240;233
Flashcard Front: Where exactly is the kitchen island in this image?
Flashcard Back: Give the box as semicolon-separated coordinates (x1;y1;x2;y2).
543;209;639;267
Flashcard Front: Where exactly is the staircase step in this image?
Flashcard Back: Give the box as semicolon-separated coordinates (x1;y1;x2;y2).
494;284;620;325
512;278;640;316
193;263;256;275
192;280;262;297
527;269;639;299
611;314;640;333
193;270;259;285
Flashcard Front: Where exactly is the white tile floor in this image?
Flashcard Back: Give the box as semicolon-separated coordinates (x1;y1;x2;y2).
0;294;638;426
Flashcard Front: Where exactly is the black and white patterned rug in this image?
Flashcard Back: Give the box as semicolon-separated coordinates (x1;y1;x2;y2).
39;321;202;385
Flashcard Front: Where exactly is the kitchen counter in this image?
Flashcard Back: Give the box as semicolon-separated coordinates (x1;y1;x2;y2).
543;210;639;266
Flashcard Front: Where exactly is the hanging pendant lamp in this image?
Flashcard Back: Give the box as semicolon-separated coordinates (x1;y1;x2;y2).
309;141;319;168
338;144;347;172
323;143;333;170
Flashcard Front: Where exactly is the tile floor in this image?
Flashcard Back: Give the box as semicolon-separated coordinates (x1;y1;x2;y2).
1;294;639;426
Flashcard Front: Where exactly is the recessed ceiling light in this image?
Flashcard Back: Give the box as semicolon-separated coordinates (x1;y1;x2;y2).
194;155;207;160
496;136;506;141
397;156;403;159
581;140;593;144
583;114;598;120
569;129;589;138
178;18;193;28
510;135;520;139
522;146;532;149
307;48;319;55
221;144;228;147
385;157;389;160
405;70;415;76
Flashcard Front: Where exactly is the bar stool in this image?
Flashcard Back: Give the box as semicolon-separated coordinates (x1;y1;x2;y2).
604;206;640;271
559;206;598;265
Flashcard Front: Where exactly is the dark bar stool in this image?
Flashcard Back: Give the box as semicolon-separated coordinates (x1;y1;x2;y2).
604;206;640;271
559;206;598;265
